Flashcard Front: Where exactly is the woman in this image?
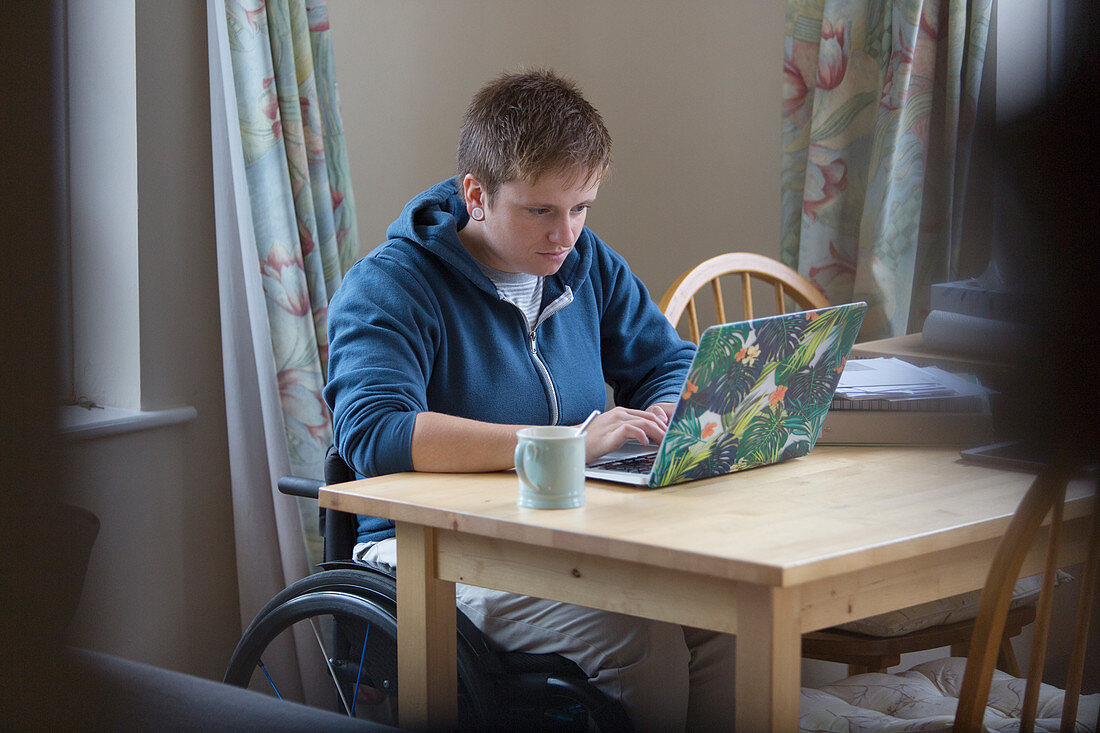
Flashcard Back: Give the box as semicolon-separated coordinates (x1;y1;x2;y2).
325;69;735;731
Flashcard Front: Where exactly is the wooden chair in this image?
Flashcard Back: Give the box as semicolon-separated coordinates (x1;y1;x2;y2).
801;604;1037;677
659;252;1057;678
657;252;829;343
800;459;1099;732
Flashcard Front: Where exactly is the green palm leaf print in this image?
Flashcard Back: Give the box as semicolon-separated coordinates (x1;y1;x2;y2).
691;327;743;387
647;302;867;487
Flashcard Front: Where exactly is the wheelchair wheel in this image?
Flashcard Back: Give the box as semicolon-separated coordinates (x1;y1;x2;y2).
224;569;493;728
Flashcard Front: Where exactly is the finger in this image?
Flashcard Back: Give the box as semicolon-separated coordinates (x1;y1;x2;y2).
587;408;641;435
635;418;667;443
644;404;671;427
598;424;656;457
608;405;667;427
585;408;667;448
584;419;660;461
614;415;666;445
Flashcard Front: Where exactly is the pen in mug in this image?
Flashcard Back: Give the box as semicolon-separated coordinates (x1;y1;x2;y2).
576;410;600;435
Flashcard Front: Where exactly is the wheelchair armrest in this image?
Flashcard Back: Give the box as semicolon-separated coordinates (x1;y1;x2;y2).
277;470;359;565
276;476;323;500
277;447;354;498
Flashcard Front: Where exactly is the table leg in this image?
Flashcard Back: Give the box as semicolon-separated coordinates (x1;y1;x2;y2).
735;584;802;731
396;522;457;730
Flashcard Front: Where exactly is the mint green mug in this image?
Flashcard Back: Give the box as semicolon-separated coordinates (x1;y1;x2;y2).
514;426;586;509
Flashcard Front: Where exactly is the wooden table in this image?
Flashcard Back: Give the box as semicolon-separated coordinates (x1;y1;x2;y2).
319;446;1095;731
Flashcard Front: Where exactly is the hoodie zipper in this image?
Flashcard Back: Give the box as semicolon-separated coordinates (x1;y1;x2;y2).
507;288;573;426
528;329;559;425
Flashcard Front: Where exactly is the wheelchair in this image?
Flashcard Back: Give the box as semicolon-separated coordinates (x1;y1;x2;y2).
224;447;633;731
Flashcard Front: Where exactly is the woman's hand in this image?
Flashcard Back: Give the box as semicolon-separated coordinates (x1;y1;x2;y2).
645;402;676;424
580;403;675;463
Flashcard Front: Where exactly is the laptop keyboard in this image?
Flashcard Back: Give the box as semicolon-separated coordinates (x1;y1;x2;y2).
590;453;656;474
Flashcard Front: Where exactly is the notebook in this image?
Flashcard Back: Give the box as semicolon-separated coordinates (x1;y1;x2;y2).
586;301;868;487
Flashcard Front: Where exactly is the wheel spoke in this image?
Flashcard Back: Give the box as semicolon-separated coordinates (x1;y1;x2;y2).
350;623;371;715
257;659;282;699
309;615;354;716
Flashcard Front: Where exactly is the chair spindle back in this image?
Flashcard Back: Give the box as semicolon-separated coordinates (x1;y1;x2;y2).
659;252;829;344
954;460;1098;733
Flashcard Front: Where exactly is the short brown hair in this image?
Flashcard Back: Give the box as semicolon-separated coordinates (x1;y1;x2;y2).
456;69;612;200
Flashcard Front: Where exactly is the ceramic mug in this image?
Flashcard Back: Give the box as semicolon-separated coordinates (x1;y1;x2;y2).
514;426;586;509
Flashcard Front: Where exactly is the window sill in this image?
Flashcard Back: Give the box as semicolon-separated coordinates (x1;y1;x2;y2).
60;404;198;441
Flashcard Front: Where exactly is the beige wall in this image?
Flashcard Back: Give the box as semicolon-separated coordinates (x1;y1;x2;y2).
326;0;786;299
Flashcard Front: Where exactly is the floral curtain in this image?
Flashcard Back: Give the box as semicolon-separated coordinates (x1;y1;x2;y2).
781;0;992;339
223;0;359;577
209;0;358;702
229;0;357;484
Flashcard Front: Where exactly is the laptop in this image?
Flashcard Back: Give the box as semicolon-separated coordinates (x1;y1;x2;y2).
586;301;868;487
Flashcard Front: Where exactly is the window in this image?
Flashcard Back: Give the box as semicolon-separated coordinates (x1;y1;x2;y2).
57;0;194;437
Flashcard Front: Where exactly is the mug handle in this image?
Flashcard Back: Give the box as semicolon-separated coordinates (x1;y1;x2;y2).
514;442;544;493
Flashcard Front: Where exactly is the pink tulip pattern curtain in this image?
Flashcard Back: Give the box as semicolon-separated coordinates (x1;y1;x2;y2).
781;0;991;338
228;0;357;481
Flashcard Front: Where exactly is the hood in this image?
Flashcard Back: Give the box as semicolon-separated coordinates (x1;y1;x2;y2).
384;178;594;297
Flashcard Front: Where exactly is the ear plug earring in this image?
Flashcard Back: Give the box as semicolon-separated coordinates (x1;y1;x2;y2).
471;207;485;221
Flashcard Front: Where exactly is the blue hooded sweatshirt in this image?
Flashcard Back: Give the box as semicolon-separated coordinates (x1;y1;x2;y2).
324;178;695;542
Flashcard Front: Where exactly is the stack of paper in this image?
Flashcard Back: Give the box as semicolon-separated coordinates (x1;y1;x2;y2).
819;358;997;446
835;358;995;402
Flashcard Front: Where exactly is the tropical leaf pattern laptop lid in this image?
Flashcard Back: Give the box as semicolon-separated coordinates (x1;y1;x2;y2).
648;302;867;487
